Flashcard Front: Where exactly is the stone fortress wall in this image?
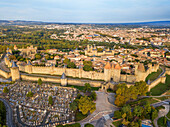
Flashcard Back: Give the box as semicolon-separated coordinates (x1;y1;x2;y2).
21;75;102;87
0;69;11;79
0;57;167;91
4;56;160;84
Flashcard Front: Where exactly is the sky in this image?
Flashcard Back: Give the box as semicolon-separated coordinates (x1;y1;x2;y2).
0;0;170;23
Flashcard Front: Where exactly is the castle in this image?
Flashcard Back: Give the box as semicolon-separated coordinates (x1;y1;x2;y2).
85;45;115;56
18;45;37;56
4;53;159;85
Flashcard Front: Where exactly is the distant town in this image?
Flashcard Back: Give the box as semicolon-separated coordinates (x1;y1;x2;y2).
0;23;169;127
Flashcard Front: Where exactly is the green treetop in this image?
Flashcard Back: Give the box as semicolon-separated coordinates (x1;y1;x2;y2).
78;96;96;115
49;96;53;105
3;87;9;93
38;78;42;85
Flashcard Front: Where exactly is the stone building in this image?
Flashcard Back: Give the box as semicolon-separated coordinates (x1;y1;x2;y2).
18;45;37;56
4;51;159;84
85;45;114;56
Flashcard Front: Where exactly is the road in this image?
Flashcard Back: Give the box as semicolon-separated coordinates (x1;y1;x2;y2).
151;99;170;107
0;98;15;127
154;105;169;127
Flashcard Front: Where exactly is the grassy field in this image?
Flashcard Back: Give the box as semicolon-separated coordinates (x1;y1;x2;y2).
145;68;162;82
157;116;167;127
150;75;170;96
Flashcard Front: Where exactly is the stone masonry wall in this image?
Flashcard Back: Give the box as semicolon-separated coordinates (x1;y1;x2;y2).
0;69;11;79
21;74;102;87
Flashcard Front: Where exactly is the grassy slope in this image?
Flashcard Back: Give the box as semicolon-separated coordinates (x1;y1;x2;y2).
150;75;170;96
145;68;163;82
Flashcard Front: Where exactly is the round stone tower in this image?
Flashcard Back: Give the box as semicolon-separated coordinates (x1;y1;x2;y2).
25;60;32;73
61;73;67;86
10;61;20;81
104;62;111;82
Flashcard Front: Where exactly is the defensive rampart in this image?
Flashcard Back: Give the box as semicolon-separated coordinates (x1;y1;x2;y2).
21;74;103;87
0;69;11;79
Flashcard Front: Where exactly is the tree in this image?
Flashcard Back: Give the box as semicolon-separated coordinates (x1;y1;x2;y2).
83;65;93;71
84;83;92;93
97;48;103;52
121;119;130;126
151;109;158;120
127;86;138;100
78;96;96;115
55;62;58;67
45;54;50;60
133;106;143;117
70;100;78;111
130;122;139;127
0;101;6;126
64;58;70;64
144;101;151;115
84;123;94;127
89;91;97;101
3;87;9;93
135;81;148;96
114;110;122;119
114;84;128;106
48;96;53;105
67;62;76;68
83;61;93;71
26;91;33;97
35;54;41;59
122;105;131;114
163;116;167;124
38;78;42;85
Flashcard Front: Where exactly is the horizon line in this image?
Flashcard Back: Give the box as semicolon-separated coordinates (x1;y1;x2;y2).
1;19;170;24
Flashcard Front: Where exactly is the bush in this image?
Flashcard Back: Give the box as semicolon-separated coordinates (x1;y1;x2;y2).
114;110;122;119
84;123;94;127
75;111;88;121
38;78;42;85
3;87;9;93
26;91;33;97
157;116;167;127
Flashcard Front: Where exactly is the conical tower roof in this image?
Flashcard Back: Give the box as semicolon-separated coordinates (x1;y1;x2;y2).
27;61;32;65
115;63;121;70
104;62;111;69
61;73;66;79
11;61;18;68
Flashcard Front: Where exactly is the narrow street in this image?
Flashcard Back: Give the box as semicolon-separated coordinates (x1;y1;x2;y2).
0;98;15;127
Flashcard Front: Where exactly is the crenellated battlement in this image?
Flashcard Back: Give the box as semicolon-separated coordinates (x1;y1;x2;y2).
3;56;159;83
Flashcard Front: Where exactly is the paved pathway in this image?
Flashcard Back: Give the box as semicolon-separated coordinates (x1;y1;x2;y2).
154;105;169;127
80;92;119;126
0;98;15;127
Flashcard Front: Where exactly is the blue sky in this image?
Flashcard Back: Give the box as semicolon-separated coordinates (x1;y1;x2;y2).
0;0;170;23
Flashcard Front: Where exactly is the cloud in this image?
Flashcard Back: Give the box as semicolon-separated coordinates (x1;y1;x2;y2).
0;0;170;22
